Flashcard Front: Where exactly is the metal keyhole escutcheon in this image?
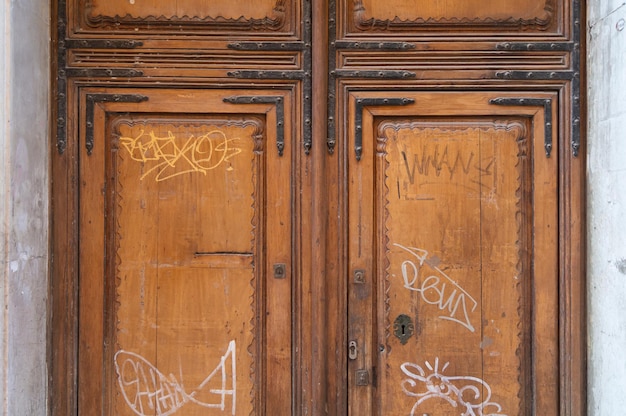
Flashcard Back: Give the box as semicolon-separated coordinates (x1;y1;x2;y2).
348;340;358;360
393;314;414;345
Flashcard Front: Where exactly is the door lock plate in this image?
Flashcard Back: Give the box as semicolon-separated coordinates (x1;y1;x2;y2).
355;370;369;386
348;340;358;360
393;314;414;344
353;269;365;284
273;263;286;279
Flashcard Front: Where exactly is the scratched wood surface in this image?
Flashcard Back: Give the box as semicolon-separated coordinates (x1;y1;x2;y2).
76;89;293;416
346;92;559;415
70;0;295;35
113;119;256;416
86;0;281;19
353;0;553;22
381;121;526;415
341;0;560;34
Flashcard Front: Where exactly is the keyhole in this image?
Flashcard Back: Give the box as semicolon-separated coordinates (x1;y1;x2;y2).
348;340;358;360
394;314;413;345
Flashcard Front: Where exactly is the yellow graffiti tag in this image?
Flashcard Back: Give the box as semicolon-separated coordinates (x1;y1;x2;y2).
120;129;243;182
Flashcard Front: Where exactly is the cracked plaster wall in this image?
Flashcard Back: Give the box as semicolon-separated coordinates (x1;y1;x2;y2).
0;0;50;414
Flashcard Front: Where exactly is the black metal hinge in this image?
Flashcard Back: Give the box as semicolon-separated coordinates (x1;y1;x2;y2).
489;97;554;158
334;41;415;50
64;68;144;78
494;70;581;157
223;96;286;156
84;94;149;155
64;39;144;49
227;42;305;51
225;0;312;155
354;97;414;161
495;42;574;51
495;70;576;81
227;70;306;80
332;70;416;80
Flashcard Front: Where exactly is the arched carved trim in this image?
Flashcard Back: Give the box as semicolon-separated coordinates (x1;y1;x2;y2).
352;0;554;32
81;0;289;32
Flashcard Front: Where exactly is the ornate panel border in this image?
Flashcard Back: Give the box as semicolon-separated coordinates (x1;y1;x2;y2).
375;117;536;412
73;0;293;34
108;114;265;415
349;0;557;34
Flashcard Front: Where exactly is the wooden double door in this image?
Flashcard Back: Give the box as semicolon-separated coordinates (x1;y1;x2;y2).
50;0;585;415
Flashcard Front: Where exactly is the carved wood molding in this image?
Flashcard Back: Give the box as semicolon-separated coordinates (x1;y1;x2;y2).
80;0;289;32
377;119;526;140
513;118;532;412
352;0;555;32
376;133;393;352
110;117;265;130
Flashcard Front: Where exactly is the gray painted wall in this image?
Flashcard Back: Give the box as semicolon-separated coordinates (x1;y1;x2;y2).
0;0;50;414
587;1;626;414
0;2;7;412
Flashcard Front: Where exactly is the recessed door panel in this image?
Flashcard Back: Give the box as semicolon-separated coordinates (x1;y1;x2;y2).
77;88;293;415
69;0;296;35
340;0;561;35
347;92;559;415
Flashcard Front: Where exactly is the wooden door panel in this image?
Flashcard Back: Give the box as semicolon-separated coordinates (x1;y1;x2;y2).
339;0;562;35
78;88;293;415
347;91;559;415
68;0;297;35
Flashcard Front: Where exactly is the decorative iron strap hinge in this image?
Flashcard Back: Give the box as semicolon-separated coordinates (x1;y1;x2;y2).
227;42;305;51
332;70;416;79
223;96;286;156
227;70;307;80
495;70;577;81
354;98;414;161
64;39;144;49
225;0;312;155
55;0;146;155
63;68;144;78
84;94;149;155
333;41;416;50
495;42;574;51
489;97;554;158
327;84;416;156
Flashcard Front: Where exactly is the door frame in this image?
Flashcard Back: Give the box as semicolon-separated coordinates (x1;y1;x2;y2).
49;0;587;414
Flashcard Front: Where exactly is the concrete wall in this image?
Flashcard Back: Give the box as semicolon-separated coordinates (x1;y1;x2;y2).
587;0;626;414
0;0;50;414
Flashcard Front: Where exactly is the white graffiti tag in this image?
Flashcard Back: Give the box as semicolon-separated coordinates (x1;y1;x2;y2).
114;340;236;416
394;244;478;332
401;358;507;416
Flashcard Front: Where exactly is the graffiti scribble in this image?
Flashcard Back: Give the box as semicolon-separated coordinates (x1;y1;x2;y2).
114;340;236;416
120;129;243;181
401;358;506;416
394;243;478;332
